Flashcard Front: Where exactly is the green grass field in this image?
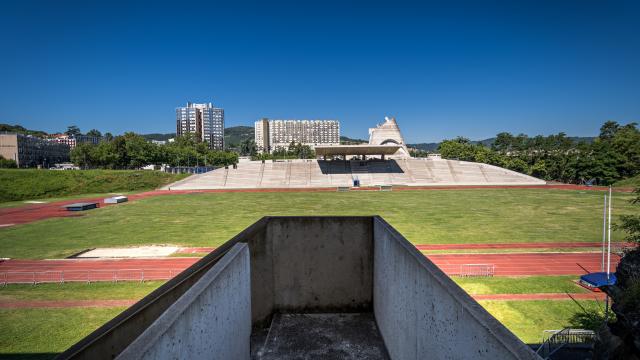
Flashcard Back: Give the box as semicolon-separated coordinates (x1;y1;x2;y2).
0;169;188;203
453;275;589;294
0;307;125;360
0;282;164;301
0;189;634;259
479;300;604;344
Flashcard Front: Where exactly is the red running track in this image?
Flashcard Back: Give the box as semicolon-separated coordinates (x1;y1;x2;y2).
427;252;621;276
0;184;629;227
0;252;620;284
0;258;199;283
415;242;632;251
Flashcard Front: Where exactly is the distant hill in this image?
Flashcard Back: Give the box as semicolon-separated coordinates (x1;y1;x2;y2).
409;136;596;152
225;126;254;146
340;136;367;145
0;124;48;138
138;126;256;146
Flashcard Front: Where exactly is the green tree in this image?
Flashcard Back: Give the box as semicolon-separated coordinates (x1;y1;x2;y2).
0;155;17;168
86;129;102;137
65;125;81;136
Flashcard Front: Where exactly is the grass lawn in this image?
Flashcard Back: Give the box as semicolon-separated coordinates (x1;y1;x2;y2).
0;189;635;259
0;193;137;209
452;275;589;294
0;169;189;203
479;300;603;344
0;281;164;302
0;307;124;359
614;174;640;188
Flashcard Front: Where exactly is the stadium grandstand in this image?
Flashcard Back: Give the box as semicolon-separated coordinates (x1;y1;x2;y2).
165;116;545;190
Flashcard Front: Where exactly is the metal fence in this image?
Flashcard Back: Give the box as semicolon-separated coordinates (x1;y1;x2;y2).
0;269;181;286
537;328;596;359
459;264;495;277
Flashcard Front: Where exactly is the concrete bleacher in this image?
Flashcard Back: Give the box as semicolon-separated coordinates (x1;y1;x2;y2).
165;158;545;190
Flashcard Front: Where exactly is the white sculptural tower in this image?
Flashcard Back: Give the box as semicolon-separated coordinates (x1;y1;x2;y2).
368;116;410;157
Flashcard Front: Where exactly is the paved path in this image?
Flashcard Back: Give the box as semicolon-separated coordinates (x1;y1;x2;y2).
471;293;606;301
427;252;621;276
0;184;627;227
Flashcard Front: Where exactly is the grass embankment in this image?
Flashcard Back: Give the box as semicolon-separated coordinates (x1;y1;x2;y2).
479;300;603;344
453;276;588;295
0;189;634;259
0;169;188;203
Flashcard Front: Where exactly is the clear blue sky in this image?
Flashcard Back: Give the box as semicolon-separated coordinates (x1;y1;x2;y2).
1;0;639;143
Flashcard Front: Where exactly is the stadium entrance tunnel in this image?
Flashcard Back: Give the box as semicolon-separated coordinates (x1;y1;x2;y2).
57;217;540;360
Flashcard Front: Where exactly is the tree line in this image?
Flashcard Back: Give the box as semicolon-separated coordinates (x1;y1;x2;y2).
435;121;639;185
71;133;238;169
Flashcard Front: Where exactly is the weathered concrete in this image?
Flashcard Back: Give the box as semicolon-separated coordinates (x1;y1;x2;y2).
257;313;389;359
267;217;373;314
60;216;540;360
116;243;251;360
372;217;539;359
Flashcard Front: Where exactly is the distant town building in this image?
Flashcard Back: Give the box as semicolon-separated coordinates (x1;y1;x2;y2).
254;119;340;153
48;134;102;149
176;102;224;150
0;133;70;167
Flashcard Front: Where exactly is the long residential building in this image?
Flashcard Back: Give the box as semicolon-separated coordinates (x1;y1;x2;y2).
176;102;224;150
0;133;70;167
254;118;340;153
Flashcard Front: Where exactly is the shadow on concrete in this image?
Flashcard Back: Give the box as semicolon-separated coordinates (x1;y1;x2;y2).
0;353;58;360
317;160;404;175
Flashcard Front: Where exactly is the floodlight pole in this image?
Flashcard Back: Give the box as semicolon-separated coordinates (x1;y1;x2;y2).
605;186;613;321
602;194;607;272
607;186;612;279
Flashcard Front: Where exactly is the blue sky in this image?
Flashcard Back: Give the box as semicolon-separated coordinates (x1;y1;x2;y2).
1;1;639;143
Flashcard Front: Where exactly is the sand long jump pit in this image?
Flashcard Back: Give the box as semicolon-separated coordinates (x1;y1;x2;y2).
75;246;180;258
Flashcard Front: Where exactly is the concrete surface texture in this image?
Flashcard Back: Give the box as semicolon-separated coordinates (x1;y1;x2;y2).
116;243;251;360
60;217;541;360
76;246;179;258
368;116;410;156
256;313;389;360
164;158;545;190
372;218;540;360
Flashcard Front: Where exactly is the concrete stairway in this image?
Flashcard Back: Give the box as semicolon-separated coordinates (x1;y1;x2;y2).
166;158;546;190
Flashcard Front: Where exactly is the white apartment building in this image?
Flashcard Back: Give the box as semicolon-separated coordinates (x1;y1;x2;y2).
254;119;340;153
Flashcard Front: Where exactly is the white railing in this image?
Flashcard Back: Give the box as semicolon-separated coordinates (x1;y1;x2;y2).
459;264;495;277
0;269;181;285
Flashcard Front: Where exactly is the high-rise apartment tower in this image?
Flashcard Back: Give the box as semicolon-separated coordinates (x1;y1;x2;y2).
176;102;224;150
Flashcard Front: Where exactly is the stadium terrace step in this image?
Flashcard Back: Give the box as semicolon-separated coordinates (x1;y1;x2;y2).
165;158;545;190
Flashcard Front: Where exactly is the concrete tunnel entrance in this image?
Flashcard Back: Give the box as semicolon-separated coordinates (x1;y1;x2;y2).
58;217;540;360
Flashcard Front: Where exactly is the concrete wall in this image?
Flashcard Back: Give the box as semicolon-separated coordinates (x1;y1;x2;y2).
372;217;540;360
116;243;251;360
249;217;373;325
